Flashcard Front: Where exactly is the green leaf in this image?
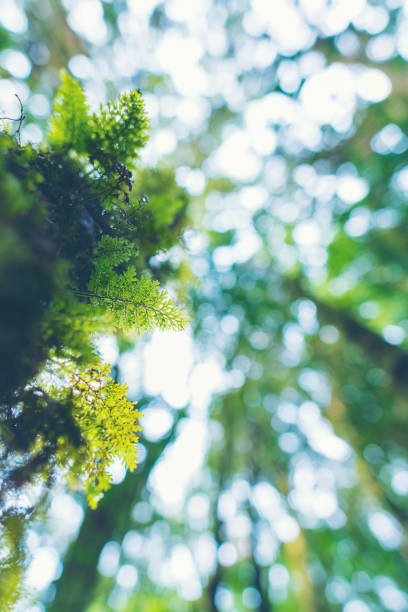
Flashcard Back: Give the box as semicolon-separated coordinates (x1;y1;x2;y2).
47;70;90;153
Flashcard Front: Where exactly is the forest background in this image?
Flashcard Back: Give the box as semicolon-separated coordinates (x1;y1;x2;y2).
1;0;408;611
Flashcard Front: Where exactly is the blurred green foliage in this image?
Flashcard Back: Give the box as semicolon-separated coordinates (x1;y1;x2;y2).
2;1;408;612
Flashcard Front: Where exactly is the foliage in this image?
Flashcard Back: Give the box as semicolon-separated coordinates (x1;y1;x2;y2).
0;510;26;611
48;71;150;207
87;88;149;169
0;75;188;522
48;70;90;153
0;70;189;608
42;362;143;508
5;2;408;612
87;236;188;332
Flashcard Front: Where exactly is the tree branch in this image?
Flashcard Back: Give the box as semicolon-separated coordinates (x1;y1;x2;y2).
0;94;25;144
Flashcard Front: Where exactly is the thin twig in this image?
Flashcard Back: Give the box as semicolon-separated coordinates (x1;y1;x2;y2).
0;94;25;144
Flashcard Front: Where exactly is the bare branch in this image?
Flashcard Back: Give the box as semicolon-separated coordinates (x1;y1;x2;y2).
0;94;25;144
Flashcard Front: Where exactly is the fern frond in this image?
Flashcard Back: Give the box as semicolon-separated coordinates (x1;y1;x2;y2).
47;70;90;153
88;90;150;169
85;236;188;333
67;363;142;508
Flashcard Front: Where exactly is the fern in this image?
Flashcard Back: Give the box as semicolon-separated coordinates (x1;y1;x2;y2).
48;75;149;183
0;74;189;511
0;74;191;607
48;70;90;153
91;235;136;270
84;235;188;332
0;66;193;612
68;363;143;508
88;89;150;170
40;360;141;508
